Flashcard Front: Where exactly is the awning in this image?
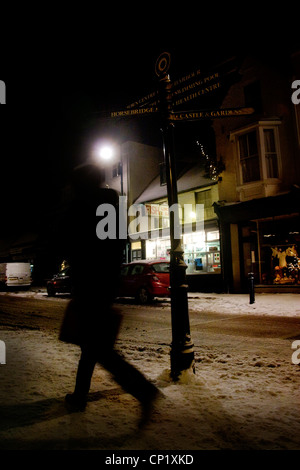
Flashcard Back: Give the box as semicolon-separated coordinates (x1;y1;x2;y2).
213;186;300;223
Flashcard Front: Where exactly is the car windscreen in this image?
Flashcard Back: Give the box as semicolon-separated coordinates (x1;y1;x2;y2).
151;263;170;273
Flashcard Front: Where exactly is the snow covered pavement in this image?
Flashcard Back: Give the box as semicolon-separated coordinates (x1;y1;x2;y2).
0;291;299;450
187;291;300;317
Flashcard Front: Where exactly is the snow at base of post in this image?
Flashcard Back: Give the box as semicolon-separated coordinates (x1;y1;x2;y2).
157;366;197;385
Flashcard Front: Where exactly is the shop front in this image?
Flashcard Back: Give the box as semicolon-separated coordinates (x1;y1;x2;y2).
214;188;300;293
130;221;223;292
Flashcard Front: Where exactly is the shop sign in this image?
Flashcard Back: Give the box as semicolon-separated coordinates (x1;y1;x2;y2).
145;203;169;217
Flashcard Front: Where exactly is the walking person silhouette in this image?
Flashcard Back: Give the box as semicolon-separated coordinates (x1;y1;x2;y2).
59;163;159;425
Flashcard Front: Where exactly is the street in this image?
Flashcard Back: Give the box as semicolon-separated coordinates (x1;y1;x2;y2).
0;290;300;450
0;290;299;348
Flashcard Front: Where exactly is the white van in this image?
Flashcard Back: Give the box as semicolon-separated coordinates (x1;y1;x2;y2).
0;262;32;288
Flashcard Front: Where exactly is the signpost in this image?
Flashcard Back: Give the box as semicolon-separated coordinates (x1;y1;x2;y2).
111;106;254;121
108;52;254;380
155;53;195;380
111;107;158;118
169;107;255;121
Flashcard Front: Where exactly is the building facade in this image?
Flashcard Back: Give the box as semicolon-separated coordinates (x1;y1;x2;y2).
213;50;300;293
100;141;163;207
131;164;223;292
99;140;163;262
127;50;300;294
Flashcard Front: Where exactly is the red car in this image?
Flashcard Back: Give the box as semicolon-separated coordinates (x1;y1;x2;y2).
118;260;170;304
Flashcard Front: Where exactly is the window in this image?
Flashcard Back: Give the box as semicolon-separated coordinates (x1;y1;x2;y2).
112;162;122;178
132;249;142;261
233;122;281;185
238;131;261;183
152;263;170;273
183;228;221;274
145;202;171;231
121;265;130;276
131;265;145;275
264;129;278;178
195;189;212;208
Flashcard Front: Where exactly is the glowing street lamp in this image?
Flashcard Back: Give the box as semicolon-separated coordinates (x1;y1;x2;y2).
98;145;114;161
96;143;124;195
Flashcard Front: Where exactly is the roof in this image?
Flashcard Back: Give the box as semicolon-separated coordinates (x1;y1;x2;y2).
134;163;215;204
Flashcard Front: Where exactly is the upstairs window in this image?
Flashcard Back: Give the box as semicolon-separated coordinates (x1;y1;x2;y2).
234;122;281;185
263;129;279;178
112;162;122;178
238;131;260;183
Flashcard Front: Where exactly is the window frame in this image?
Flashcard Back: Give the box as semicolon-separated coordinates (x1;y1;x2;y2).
237;130;261;184
232;120;282;187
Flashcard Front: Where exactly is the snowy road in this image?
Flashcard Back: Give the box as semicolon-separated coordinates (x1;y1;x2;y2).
0;290;299;347
0;290;300;450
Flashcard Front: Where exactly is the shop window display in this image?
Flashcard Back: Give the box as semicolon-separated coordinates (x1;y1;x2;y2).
271;245;300;285
183;230;221;274
144;229;221;275
260;217;300;285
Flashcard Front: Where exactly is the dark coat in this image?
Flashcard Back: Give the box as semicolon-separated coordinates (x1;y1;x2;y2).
58;165;125;346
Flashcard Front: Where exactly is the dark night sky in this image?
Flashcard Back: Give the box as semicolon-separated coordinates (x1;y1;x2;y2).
0;13;298;237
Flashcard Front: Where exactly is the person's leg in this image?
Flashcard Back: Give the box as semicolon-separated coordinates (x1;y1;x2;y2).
99;349;158;403
98;349;161;427
65;346;97;410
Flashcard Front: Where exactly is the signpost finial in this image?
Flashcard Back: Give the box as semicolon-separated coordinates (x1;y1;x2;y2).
155;52;171;78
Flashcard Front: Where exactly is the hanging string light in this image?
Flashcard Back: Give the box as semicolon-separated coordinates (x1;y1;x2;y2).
196;140;225;181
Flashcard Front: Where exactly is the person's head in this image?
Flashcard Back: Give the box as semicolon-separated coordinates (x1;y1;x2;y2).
71;163;102;197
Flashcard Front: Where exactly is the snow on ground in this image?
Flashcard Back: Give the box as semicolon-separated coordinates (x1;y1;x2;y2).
188;292;300;317
5;287;300;317
0;291;299;450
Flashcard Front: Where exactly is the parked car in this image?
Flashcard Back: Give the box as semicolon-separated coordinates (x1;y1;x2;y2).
47;266;72;296
118;260;170;304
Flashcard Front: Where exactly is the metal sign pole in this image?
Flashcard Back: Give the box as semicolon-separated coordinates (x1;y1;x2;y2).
156;53;195;380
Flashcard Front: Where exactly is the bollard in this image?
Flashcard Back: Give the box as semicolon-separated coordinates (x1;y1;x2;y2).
248;272;255;304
